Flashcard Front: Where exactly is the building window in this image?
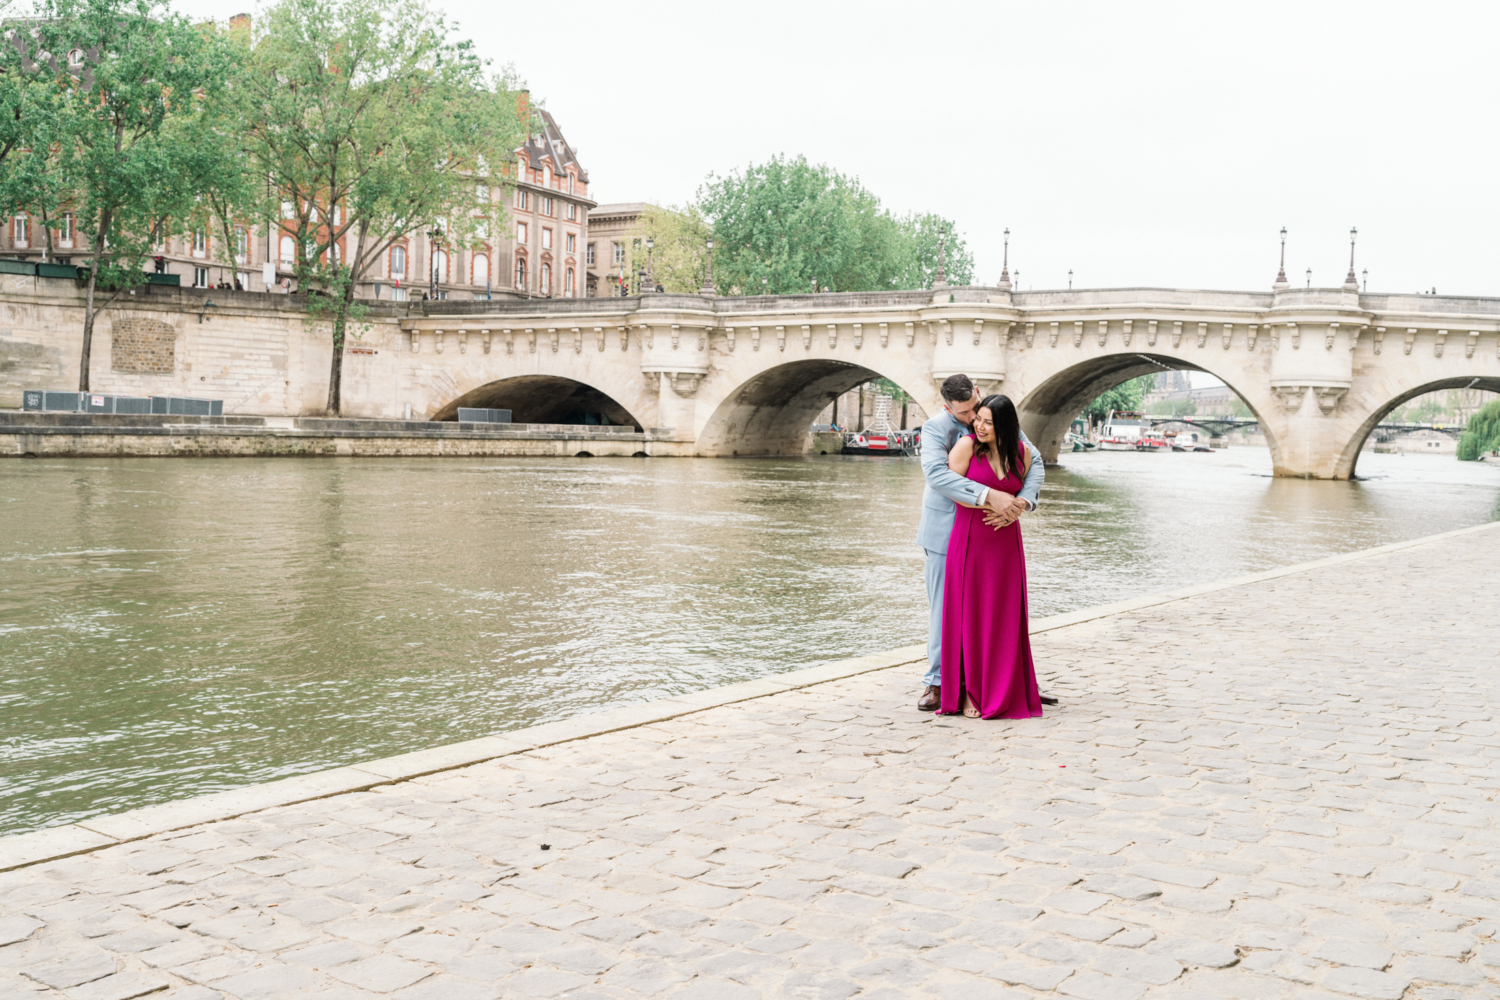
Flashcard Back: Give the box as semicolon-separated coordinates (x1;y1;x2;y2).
515;256;527;288
565;233;575;254
542;227;552;250
279;235;295;265
568;175;574;194
586;243;595;266
68;48;84;67
472;252;489;285
542;196;553;217
281;200;294;220
12;213;28;247
391;287;407;302
517;222;528;244
390;244;406;278
234;226;247;263
540;262;551;292
565;203;577;222
193;267;209;288
516;189;528;211
544;165;551;187
476;184;489;202
565;267;574;297
613;242;624;265
59;213;74;247
192;229;207;257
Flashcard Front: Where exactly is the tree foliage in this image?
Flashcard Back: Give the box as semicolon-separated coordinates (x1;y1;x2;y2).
10;0;238;390
1457;398;1500;461
696;154;972;294
243;0;526;413
628;203;710;293
1083;375;1152;421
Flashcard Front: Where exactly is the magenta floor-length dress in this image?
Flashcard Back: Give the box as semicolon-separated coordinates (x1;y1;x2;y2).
938;441;1042;719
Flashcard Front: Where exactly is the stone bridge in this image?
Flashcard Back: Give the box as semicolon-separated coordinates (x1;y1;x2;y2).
387;285;1500;478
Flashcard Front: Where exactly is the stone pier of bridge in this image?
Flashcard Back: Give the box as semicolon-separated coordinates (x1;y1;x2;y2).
5;273;1500;477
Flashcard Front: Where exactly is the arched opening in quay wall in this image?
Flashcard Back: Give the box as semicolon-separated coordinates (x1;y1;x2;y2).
1016;354;1280;468
1335;375;1500;479
695;359;928;457
430;375;645;430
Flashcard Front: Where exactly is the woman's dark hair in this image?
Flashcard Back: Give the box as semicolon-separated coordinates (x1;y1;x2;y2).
978;394;1023;477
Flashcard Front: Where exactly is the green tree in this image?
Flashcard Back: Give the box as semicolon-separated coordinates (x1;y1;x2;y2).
631;203;711;293
243;0;525;413
30;0;236;390
696;154;971;294
1082;375;1152;422
1457;399;1500;461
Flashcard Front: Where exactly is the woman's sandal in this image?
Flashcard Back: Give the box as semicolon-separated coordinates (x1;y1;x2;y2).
962;693;981;719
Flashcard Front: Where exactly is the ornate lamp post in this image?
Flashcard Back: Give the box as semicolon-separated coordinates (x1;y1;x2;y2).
761;275;768;296
1274;227;1289;289
998;228;1011;290
933;228;948;288
645;236;655;292
1343;227;1359;291
700;236;715;295
427;224;444;300
1068;269;1073;290
1306;267;1312;289
1362;268;1368;293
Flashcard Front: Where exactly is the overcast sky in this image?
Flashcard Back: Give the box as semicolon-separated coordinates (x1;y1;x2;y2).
177;0;1499;297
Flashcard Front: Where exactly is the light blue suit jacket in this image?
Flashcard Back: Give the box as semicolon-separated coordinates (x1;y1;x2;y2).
916;409;1044;554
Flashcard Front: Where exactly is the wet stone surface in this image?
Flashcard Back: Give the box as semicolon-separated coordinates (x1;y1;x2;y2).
2;529;1499;998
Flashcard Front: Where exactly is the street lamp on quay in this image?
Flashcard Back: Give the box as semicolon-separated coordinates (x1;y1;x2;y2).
1306;268;1312;289
426;225;445;300
1362;268;1368;293
700;236;715;295
1067;269;1073;290
645;236;655;293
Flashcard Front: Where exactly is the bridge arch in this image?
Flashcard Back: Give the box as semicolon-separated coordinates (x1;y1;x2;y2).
1334;375;1500;478
431;374;646;429
1015;353;1282;467
694;359;930;457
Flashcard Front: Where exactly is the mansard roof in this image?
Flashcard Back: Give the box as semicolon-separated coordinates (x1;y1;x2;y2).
521;108;588;184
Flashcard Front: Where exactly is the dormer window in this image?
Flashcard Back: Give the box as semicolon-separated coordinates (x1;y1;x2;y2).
67;49;83;67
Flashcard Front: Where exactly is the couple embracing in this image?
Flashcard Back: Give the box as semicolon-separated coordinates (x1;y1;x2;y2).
915;374;1053;719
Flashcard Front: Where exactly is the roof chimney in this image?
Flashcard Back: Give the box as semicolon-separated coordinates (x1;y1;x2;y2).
229;12;251;33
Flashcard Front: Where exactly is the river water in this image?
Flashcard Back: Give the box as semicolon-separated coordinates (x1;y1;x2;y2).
3;449;1497;834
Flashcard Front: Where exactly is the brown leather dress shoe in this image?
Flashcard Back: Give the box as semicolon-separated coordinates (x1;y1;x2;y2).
918;685;941;712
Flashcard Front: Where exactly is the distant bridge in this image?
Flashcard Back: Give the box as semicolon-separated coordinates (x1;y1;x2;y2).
1146;416;1469;439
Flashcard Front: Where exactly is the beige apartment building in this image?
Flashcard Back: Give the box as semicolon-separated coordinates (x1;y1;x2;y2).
586;203;650;297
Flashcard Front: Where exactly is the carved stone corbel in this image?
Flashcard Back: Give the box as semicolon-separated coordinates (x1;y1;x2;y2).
643;371;661;392
1196;323;1208;348
1272;385;1306;410
1024;322;1035;347
1122;320;1133;347
775;325;785;351
571;327;581;353
879;322;888;347
1097;320;1108;347
1073;321;1084;347
1404;328;1416;355
1172;322;1183;348
1435;329;1447;358
526;327;536;352
1348;326;1364;353
998;323;1012;352
594;326;605;352
726;326;736;352
669;372;703;397
1247;324;1258;350
481;328;491;354
1326;323;1338;351
1147;320;1158;347
458;328;467;354
905;322;914;347
1049;322;1060;348
1315;386;1347;415
942;320;952;346
503;328;513;354
828;324;837;349
670;325;680;350
853;323;863;348
1467;330;1480;358
409;328;420;353
1222;324;1233;349
802;325;811;349
548;328;558;353
618;325;628;351
1373;327;1384;355
434;328;444;354
974;320;984;347
1289;323;1300;350
698;327;707;351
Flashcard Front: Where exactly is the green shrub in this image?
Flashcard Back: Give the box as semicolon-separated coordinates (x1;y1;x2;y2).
1458;399;1500;461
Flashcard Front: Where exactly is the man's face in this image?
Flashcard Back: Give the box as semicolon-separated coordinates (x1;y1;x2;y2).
945;391;982;427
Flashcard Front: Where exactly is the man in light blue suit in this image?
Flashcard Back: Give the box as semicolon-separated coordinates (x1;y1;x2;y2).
915;374;1051;712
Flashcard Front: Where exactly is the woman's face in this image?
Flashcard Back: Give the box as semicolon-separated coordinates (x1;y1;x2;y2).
974;408;995;443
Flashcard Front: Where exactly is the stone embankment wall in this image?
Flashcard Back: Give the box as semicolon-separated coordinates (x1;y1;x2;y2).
0;273;403;415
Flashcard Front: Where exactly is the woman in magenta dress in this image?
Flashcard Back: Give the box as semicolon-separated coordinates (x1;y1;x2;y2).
938;394;1042;720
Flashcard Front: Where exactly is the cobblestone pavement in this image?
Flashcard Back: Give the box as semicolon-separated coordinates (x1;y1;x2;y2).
3;528;1499;1000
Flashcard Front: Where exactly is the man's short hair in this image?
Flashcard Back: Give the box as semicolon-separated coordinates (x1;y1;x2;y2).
940;374;975;403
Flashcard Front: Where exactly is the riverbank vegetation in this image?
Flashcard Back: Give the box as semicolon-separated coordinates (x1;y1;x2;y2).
1458;399;1500;461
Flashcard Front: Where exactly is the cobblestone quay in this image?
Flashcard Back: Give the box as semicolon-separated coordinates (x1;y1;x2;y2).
3;524;1498;1000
